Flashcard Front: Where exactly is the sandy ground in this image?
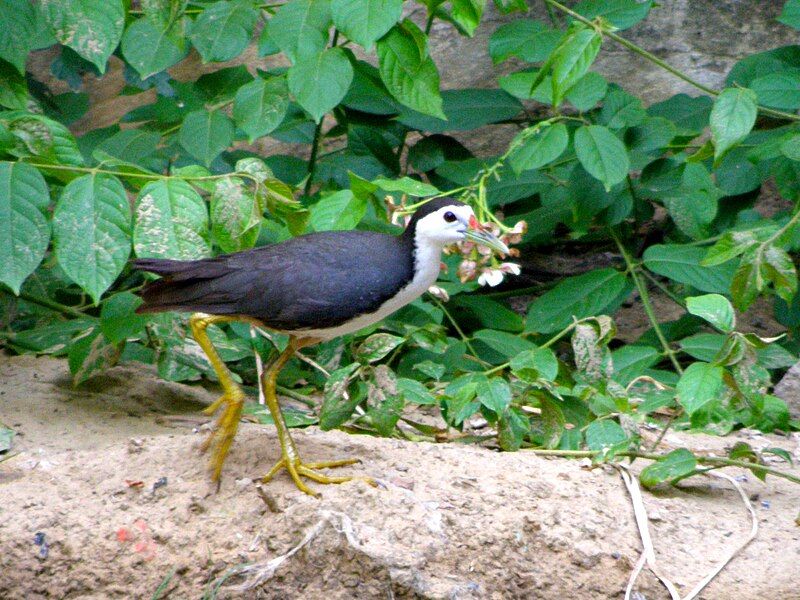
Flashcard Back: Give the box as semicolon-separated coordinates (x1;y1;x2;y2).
1;353;799;599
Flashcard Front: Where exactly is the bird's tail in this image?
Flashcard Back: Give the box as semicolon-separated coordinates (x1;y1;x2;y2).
131;257;237;315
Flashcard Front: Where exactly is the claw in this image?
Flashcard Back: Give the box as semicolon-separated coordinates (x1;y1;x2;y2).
261;456;372;497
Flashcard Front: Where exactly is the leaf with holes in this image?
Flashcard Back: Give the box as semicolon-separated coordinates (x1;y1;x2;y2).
288;48;353;122
233;76;290;141
53;174;131;304
574;125;629;191
331;0;402;49
210;177;261;253
179;110;234;167
43;0;124;72
189;0;258;62
377;21;445;119
0;162;50;294
639;449;697;488
133;179;211;260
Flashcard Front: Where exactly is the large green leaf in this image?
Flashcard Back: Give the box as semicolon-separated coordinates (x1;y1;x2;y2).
640;449;697;488
310;189;367;230
574;125;629;191
0;162;50;294
585;420;627;452
121;18;188;79
550;25;602;106
233;76;290;141
477;377;511;413
643;244;736;293
210;177;261;253
574;0;652;30
750;73;800;110
489;19;561;64
331;0;402;50
686;294;735;332
5;113;84;168
53;173;131;304
779;0;800;29
189;0;258;63
0;0;36;73
267;0;332;62
178;109;234;166
377;21;445;119
676;362;725;416
287;47;354;122
509;122;569;174
526;268;632;334
133;179;211;259
450;0;487;37
397;89;522;133
43;0;125;72
710;87;757;163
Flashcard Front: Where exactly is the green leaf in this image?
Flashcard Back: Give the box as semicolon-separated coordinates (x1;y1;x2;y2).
509;122;569;174
550;26;602;106
498;407;529;451
267;0;332;62
781;133;800;161
477;377;512;413
373;176;439;196
396;89;522;133
121;18;188;79
0;423;14;453
189;0;258;62
397;377;436;405
526;268;633;334
10;318;96;355
574;125;629;191
702;231;760;266
598;89;645;129
0;162;50;294
574;0;652;29
510;347;559;382
0;61;28;110
319;363;361;430
686;294;735;332
178;109;234;166
100;291;147;344
564;71;608;111
68;328;120;385
751;73;800;110
611;345;660;386
0;0;36;73
710;87;758;164
640;449;697;488
377;21;445;119
367;385;403;436
53;174;131;304
648;93;712;136
6;113;84;168
643;244;736;293
763;245;798;304
287;47;354;122
778;0;800;29
133;179;211;260
44;0;124;73
489;19;561;64
233;77;289;142
356;333;405;362
473;329;536;361
450;0;487;37
331;0;402;50
585;420;627;452
210;177;260;253
310;189;368;231
676;362;725;416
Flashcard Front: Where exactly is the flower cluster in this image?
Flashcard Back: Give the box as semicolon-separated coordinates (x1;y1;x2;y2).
452;220;526;287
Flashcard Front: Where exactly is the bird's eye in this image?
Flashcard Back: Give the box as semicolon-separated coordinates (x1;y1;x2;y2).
443;211;457;223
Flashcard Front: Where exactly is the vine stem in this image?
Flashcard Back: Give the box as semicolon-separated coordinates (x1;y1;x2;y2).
523;448;800;486
431;297;484;362
610;227;683;374
1;289;87;318
542;0;800;123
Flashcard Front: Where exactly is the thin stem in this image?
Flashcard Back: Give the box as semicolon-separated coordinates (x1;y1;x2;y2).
1;289;87;318
523;448;800;485
610;228;683;374
276;385;316;408
424;12;435;34
431;298;483;362
639;269;686;310
543;0;800;122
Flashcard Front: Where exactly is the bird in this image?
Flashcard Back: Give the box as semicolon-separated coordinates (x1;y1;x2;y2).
132;197;509;496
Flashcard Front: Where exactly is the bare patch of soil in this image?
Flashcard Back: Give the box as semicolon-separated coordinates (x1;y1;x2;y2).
1;354;798;599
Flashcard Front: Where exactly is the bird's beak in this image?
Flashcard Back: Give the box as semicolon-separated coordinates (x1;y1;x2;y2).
462;216;510;255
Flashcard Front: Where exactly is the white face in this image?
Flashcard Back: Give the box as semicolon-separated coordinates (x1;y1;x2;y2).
413;204;476;247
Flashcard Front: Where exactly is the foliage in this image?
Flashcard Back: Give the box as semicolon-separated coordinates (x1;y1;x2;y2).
1;0;799;489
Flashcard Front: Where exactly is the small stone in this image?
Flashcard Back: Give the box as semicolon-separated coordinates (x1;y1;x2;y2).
127;438;144;454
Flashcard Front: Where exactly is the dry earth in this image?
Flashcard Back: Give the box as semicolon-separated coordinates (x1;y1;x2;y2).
1;354;799;599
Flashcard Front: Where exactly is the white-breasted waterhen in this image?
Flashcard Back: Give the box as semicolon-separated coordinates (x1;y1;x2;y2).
132;198;509;495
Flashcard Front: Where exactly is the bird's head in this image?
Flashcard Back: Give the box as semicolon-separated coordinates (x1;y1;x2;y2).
407;199;510;255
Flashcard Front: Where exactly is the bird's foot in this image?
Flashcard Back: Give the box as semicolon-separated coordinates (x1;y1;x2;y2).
261;456;371;497
200;392;245;481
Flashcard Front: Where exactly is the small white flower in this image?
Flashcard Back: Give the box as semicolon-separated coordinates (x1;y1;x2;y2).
478;268;504;287
499;262;521;275
427;285;450;301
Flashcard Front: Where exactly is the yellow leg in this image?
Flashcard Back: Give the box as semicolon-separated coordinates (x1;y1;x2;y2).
189;312;264;482
260;336;369;497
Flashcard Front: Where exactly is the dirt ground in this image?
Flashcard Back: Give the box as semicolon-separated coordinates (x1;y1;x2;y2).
1;353;799;600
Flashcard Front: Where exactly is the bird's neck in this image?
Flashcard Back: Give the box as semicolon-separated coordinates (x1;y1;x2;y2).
405;227;446;289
